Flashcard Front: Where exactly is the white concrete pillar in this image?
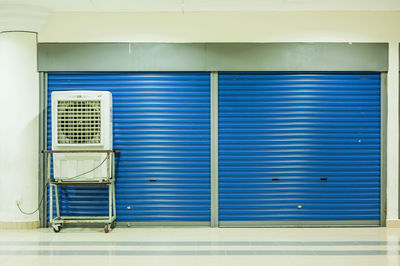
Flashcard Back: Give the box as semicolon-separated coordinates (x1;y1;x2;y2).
0;4;50;228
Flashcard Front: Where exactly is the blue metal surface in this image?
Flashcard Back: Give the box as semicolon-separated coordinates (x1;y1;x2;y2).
218;73;381;221
48;72;211;222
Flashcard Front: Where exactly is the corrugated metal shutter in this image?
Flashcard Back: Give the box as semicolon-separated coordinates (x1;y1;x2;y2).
48;72;211;222
218;72;381;223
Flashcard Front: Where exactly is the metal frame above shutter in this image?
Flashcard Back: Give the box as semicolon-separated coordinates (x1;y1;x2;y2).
47;72;211;224
218;72;382;227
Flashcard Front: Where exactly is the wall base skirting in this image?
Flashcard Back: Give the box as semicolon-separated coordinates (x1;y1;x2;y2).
386;220;400;228
0;221;40;229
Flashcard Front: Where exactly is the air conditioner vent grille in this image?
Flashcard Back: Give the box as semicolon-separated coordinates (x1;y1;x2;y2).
57;100;101;144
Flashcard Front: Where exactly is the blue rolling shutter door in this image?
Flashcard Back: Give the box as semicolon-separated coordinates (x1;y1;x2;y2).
48;72;211;222
218;73;381;223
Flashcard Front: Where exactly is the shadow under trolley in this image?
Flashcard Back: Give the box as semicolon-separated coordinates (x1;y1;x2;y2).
42;150;120;233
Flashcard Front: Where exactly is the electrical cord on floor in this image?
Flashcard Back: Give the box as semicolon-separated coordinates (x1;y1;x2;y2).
16;156;109;215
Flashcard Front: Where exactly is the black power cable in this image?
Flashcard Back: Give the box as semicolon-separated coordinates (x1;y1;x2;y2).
17;193;45;215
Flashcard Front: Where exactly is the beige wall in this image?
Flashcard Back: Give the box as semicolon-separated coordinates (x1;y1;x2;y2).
39;11;400;221
39;12;400;43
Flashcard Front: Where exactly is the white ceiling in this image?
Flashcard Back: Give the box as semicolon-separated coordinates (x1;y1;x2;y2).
1;0;400;12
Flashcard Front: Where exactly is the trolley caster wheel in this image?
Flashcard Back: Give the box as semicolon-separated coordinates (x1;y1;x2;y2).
104;224;109;233
53;225;61;233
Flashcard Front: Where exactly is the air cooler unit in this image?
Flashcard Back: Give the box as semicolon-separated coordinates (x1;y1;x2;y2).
51;91;112;181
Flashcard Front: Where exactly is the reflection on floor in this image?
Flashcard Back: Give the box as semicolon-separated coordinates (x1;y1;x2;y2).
0;227;399;266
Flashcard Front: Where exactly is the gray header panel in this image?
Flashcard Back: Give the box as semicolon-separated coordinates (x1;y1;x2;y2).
38;42;388;72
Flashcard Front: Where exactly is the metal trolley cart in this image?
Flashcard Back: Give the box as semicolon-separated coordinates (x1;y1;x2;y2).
42;150;120;233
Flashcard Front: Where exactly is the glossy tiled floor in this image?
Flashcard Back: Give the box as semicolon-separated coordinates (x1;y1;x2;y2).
0;227;400;266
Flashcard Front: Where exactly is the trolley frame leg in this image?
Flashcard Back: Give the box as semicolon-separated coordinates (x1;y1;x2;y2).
49;183;53;223
108;183;112;223
55;184;60;219
112;182;116;219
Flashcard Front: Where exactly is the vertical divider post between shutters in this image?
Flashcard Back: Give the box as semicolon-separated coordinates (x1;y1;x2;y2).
44;72;49;228
210;72;219;227
39;72;48;228
38;72;45;227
